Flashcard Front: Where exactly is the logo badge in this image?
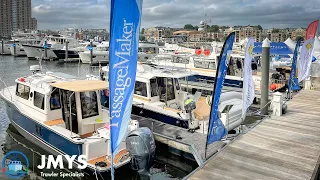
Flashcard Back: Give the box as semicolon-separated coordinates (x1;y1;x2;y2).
248;44;253;56
2;151;29;179
306;42;312;50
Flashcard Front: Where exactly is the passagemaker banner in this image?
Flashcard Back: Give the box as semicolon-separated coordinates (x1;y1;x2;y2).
298;38;315;82
288;38;302;91
306;20;319;40
207;32;235;145
242;37;255;118
109;0;143;166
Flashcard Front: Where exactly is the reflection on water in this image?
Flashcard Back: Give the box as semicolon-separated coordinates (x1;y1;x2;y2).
0;56;197;180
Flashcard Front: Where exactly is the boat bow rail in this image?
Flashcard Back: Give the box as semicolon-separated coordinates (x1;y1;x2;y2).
0;78;12;101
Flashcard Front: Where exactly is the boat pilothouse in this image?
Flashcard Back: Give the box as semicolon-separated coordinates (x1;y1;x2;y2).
0;67;138;173
101;63;243;134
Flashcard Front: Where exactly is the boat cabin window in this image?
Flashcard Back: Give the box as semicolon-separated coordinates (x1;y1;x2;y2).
34;91;45;110
157;77;175;102
80;91;99;119
150;79;158;97
16;83;30;100
175;78;180;91
134;81;147;97
50;89;61;110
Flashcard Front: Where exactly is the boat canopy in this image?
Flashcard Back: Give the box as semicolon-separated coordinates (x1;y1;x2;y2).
51;80;108;92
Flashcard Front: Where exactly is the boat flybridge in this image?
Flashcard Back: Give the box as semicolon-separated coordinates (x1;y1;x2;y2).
101;63;243;134
0;66;138;173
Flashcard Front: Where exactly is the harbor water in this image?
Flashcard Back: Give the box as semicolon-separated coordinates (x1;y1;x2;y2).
0;56;198;180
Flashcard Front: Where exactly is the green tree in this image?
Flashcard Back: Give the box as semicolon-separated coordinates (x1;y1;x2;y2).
140;28;145;34
194;26;199;31
272;29;280;33
223;36;227;41
210;25;219;32
257;25;263;30
220;26;229;29
184;24;194;30
139;35;146;41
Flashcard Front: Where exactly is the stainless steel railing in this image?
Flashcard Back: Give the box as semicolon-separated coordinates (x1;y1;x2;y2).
0;78;12;101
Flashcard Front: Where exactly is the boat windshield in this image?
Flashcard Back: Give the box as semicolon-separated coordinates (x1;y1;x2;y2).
80;91;99;119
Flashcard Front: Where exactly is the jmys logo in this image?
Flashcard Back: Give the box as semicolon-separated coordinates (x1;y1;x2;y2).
37;155;87;169
2;151;29;179
2;151;87;179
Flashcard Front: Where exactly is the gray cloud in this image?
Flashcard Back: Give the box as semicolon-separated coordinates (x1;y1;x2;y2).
32;0;320;30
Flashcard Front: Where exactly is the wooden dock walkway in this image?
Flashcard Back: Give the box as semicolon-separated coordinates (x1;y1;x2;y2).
188;90;320;180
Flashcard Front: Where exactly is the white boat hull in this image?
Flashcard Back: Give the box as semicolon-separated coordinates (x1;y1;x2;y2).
0;44;11;55
22;45;57;59
79;51;109;64
10;45;26;56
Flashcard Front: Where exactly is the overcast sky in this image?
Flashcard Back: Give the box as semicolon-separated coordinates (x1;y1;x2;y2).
32;0;320;30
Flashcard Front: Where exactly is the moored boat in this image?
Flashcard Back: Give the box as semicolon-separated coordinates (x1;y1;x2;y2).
0;66;138;173
100;63;244;134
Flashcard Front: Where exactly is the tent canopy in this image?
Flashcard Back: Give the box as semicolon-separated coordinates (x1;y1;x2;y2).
284;38;296;50
253;42;293;55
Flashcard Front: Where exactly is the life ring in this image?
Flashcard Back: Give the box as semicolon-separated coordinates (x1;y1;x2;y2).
105;89;109;96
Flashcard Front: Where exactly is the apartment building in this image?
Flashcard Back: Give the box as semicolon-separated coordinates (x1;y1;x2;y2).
144;27;174;42
0;0;13;37
0;0;37;37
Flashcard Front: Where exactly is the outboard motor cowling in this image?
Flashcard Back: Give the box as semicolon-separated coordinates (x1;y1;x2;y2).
126;127;155;180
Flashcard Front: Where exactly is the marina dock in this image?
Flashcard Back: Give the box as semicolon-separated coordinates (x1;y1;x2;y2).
132;115;229;165
187;89;320;180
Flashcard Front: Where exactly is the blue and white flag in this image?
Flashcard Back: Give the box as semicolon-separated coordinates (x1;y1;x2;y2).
109;0;143;170
299;38;315;82
207;32;235;145
288;39;302;91
242;37;255;118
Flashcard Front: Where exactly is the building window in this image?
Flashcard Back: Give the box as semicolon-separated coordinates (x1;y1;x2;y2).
80;91;99;119
16;83;30;100
34;91;45;110
134;81;147;97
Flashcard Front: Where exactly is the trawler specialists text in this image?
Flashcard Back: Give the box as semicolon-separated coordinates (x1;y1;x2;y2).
40;171;84;178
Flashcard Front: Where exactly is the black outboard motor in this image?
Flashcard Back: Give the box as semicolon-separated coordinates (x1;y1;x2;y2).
126;127;155;180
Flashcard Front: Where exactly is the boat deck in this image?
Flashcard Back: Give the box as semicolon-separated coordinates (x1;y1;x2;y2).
188;90;320;180
179;80;285;98
132;115;230;165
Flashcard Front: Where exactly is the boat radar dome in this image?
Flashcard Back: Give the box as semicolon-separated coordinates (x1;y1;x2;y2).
30;65;41;74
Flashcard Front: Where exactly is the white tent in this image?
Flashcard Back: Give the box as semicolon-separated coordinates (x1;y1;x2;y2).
314;36;320;59
314;36;320;51
239;37;249;46
284;38;296;51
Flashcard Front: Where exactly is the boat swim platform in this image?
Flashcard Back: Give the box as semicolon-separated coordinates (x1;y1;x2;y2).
132;114;231;166
187;89;320;180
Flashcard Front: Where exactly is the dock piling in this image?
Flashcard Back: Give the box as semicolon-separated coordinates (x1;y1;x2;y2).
65;41;69;62
260;38;270;115
1;40;3;54
44;41;48;59
90;41;93;65
13;40;16;56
